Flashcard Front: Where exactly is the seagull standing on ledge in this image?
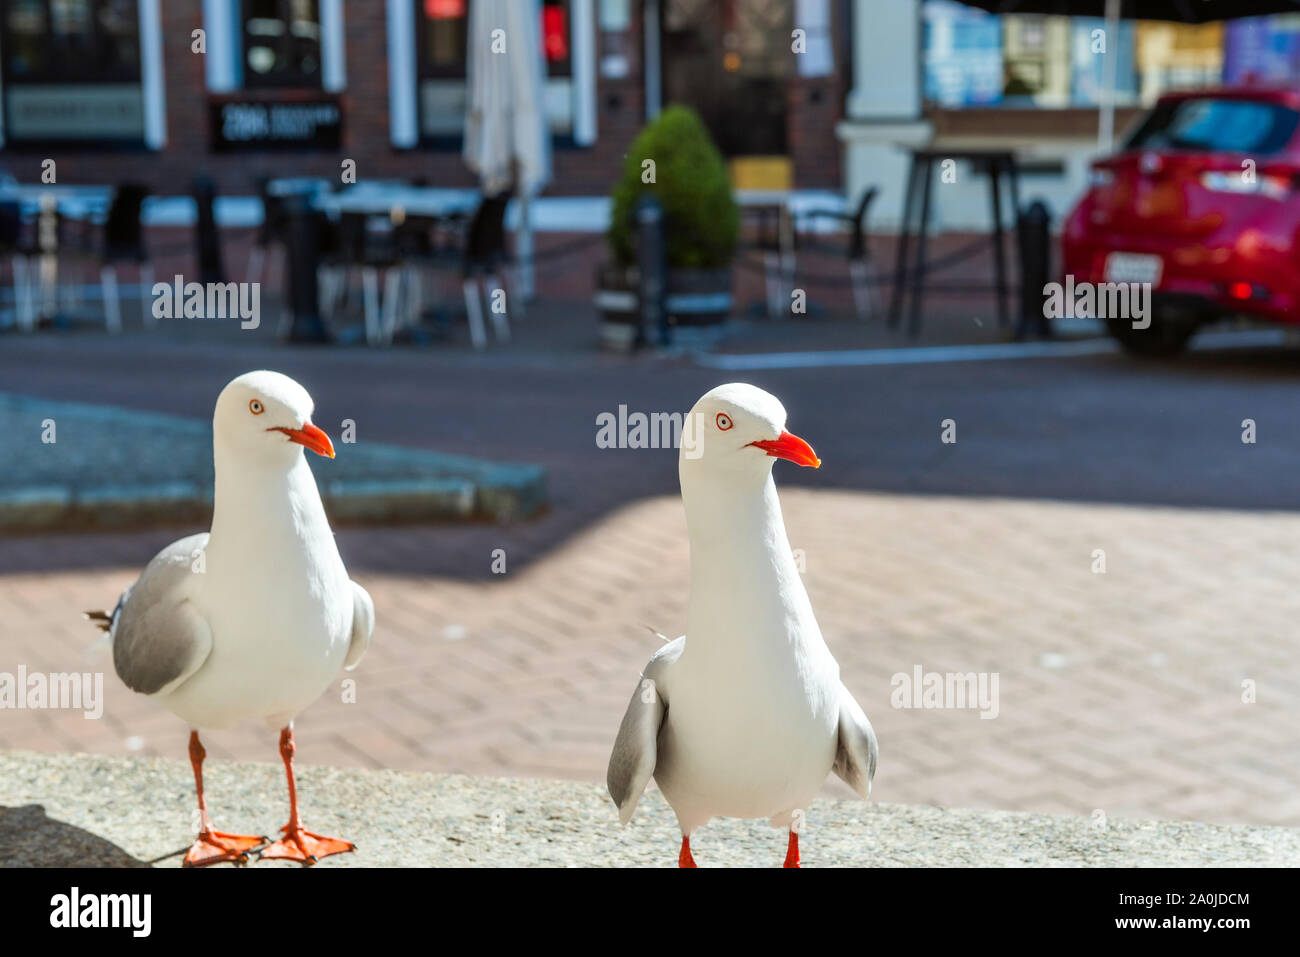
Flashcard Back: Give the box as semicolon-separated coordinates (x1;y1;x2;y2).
86;370;373;866
607;383;877;867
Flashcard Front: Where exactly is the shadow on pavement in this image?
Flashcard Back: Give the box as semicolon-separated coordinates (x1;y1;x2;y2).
0;804;149;867
4;321;1300;579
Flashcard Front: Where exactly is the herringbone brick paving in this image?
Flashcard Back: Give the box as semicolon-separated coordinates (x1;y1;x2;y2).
2;490;1297;827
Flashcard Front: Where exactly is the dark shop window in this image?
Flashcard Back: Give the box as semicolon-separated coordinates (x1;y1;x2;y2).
242;0;322;88
2;0;141;84
415;0;574;141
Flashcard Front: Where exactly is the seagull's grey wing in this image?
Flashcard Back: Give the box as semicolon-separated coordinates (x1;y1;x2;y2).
111;533;213;697
607;636;684;825
832;683;878;799
344;580;374;671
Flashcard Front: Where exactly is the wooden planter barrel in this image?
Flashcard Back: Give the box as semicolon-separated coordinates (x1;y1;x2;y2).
595;263;733;351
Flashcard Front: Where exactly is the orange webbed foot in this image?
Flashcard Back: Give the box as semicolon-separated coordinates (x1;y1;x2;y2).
183;830;267;868
258;823;355;865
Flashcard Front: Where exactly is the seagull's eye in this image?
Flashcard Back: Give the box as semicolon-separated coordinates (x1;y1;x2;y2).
716;413;733;431
249;400;264;415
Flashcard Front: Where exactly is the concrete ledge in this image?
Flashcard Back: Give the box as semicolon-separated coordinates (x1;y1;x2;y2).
1;750;1295;867
0;393;547;529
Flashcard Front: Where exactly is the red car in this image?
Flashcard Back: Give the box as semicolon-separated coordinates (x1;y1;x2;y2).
1062;87;1300;355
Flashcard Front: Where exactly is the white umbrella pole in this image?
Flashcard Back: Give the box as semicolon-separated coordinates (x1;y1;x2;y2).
1098;0;1120;153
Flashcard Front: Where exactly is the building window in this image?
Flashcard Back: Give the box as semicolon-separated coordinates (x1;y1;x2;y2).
242;0;322;88
542;0;572;75
414;0;578;144
0;0;160;146
3;0;141;84
204;0;344;95
922;0;1224;111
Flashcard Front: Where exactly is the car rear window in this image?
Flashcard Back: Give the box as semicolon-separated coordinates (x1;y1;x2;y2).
1125;98;1300;155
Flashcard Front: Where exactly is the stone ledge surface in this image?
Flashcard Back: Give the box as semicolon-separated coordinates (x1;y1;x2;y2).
1;750;1295;868
0;392;547;528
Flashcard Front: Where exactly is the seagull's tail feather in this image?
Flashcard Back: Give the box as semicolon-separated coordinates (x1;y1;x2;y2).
83;594;123;657
641;624;671;644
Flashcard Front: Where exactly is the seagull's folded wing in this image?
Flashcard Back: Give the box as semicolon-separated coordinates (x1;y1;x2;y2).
344;580;374;671
111;533;214;697
832;683;878;799
607;636;683;825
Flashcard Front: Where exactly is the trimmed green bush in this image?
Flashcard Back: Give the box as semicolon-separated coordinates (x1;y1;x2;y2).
607;106;739;270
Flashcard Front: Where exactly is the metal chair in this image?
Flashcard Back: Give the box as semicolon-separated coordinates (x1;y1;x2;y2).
794;187;880;321
334;211;409;346
0;200;35;332
461;192;516;349
100;184;153;333
247;179;288;287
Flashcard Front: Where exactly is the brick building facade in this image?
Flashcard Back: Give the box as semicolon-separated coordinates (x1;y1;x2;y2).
0;1;850;199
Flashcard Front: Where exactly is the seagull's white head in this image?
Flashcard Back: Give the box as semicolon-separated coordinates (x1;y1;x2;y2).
213;370;335;465
679;383;820;476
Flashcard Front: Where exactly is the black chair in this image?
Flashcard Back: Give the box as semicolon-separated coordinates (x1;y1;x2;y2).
392;212;440;332
332;210;410;345
247;178;288;287
0;200;35;331
99;184;152;332
793;187;879;321
745;201;796;320
460;192;515;349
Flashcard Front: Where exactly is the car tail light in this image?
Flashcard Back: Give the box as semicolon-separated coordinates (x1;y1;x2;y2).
1200;170;1292;200
1227;282;1268;301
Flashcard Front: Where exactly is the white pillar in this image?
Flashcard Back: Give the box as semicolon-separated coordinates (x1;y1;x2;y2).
572;0;597;145
643;0;661;118
321;0;348;92
139;0;167;148
836;0;931;232
202;0;240;92
1098;0;1121;152
387;0;418;147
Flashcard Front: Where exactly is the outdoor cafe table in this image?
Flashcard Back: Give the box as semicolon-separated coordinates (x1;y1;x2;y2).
0;183;112;220
313;183;480;219
886;147;1022;337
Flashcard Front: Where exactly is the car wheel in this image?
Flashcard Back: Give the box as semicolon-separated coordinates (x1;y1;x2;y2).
1105;308;1199;357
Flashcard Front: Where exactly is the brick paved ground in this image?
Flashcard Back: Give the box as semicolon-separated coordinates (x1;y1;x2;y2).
2;490;1298;827
3;276;1300;830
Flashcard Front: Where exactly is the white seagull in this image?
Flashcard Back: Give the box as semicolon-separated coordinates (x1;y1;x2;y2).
86;370;373;866
607;383;877;867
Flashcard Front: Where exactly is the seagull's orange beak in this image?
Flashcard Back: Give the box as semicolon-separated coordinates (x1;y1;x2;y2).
269;422;335;458
748;430;821;468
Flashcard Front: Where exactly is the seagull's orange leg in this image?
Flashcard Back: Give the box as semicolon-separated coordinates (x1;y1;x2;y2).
678;835;697;868
258;725;355;865
782;830;800;868
183;731;267;867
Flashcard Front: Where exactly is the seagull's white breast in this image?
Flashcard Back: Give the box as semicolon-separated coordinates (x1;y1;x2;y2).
160;455;353;730
653;472;844;832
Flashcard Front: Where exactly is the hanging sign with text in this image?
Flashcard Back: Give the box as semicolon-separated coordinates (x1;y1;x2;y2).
209;97;343;151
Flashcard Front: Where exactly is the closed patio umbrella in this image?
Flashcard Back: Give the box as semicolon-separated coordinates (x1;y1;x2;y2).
463;0;552;297
954;0;1300;150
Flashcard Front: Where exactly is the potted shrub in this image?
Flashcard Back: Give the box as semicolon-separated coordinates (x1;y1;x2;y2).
596;106;739;349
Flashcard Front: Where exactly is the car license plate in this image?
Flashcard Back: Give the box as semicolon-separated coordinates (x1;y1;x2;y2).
1104;252;1162;286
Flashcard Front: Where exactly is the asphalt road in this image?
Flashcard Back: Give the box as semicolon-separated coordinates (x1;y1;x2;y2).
4;326;1300;575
